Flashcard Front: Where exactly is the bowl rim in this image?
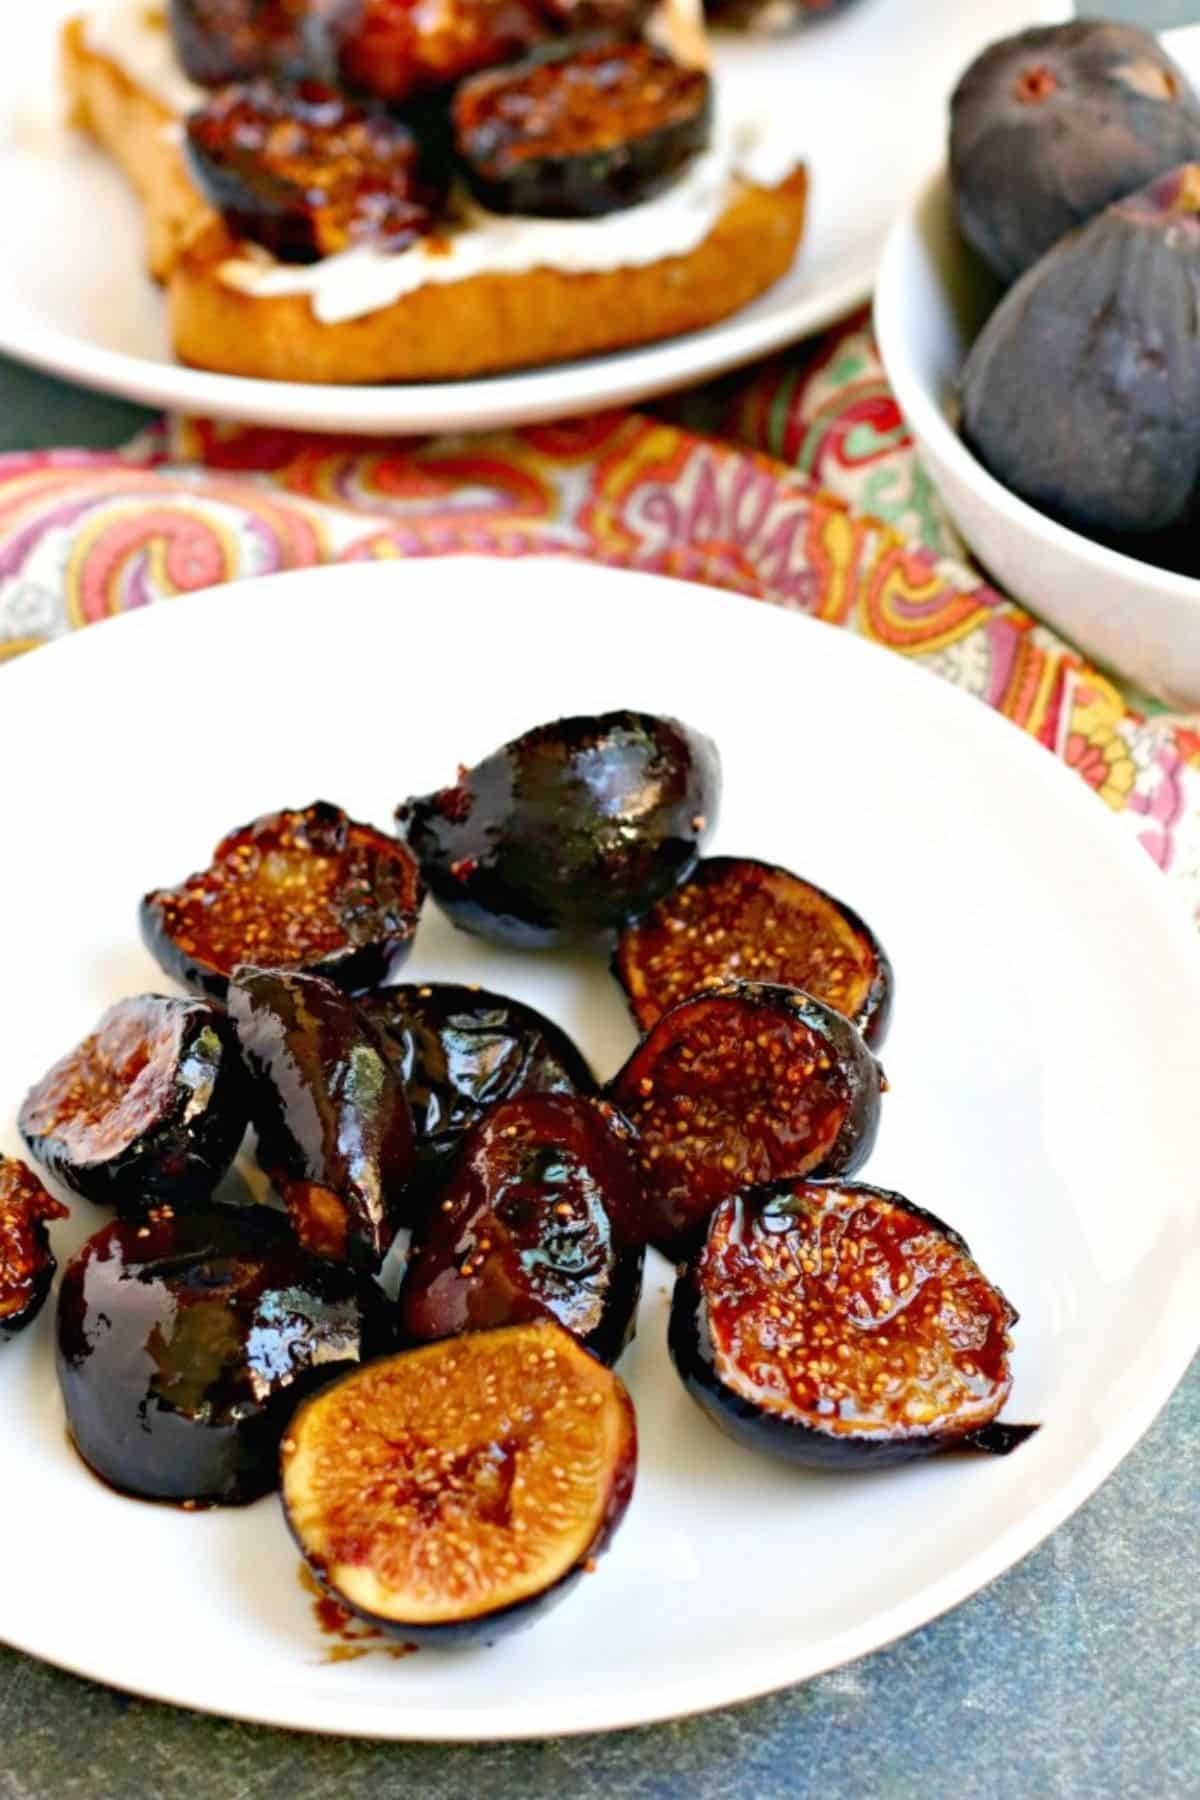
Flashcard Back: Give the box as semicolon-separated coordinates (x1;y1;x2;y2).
873;163;1200;614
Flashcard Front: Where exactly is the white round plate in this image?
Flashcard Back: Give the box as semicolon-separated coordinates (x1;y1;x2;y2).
1;558;1197;1740
0;0;1065;434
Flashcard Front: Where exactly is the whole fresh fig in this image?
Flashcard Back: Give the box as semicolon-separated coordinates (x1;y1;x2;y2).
960;165;1200;540
951;21;1200;284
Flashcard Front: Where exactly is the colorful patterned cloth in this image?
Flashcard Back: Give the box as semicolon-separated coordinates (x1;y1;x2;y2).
3;310;1198;924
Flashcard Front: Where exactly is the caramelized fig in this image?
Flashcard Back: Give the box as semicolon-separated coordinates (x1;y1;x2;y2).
229;969;417;1271
57;1206;391;1505
615;856;893;1045
186;81;444;263
19;996;247;1214
538;0;654;31
358;983;594;1185
282;1318;637;1643
142;801;423;1001
330;0;546;104
671;1181;1024;1467
400;1093;643;1362
951;21;1200;284
453;39;712;219
960;166;1200;539
0;1159;67;1342
397;710;720;949
609;980;882;1260
169;0;317;85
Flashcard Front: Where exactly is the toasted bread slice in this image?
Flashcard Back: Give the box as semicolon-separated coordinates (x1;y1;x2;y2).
62;13;808;384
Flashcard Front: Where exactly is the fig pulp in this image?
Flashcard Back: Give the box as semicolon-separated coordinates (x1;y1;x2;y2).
615;856;893;1045
142;801;423;1001
453;39;712;219
229;969;417;1271
57;1206;391;1505
330;0;546;103
609;980;882;1260
186;82;444;262
358;983;594;1183
950;21;1200;284
671;1181;1023;1467
282;1318;637;1643
19;995;247;1214
169;0;316;85
0;1159;67;1342
399;1093;644;1363
397;710;720;948
960;166;1200;540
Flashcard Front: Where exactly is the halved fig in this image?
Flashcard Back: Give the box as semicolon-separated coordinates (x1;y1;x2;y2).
57;1206;392;1505
453;39;713;219
0;1158;67;1342
142;801;423;1001
282;1318;637;1644
229;968;416;1270
185;82;445;263
671;1181;1025;1467
358;983;594;1185
397;710;720;948
19;995;248;1214
330;0;546;104
399;1093;644;1362
608;980;882;1260
169;0;316;86
615;856;893;1045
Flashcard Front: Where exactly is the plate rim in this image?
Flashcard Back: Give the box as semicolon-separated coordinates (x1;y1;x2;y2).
2;557;1197;1740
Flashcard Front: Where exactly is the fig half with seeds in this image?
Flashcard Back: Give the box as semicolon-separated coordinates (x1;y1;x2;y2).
19;995;247;1214
0;1158;67;1342
671;1180;1028;1467
951;20;1200;284
615;855;893;1046
608;980;883;1261
170;0;317;86
400;1092;644;1363
960;165;1200;539
397;710;720;949
358;983;594;1188
282;1319;637;1644
229;968;417;1271
141;801;423;1002
58;1206;391;1505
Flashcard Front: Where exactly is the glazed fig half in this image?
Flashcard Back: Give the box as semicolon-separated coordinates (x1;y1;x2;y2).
0;1158;67;1343
397;710;720;949
960;165;1200;541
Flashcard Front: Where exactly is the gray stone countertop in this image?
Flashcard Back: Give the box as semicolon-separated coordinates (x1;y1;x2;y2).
0;3;1197;1794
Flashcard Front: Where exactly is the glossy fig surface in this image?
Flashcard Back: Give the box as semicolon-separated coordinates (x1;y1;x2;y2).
282;1318;637;1644
397;710;720;949
57;1206;390;1505
951;20;1200;284
330;0;546;103
609;980;882;1260
186;81;445;262
358;982;594;1184
453;39;712;219
169;0;317;86
0;1158;67;1342
400;1093;644;1363
142;801;423;1001
671;1181;1021;1467
19;995;247;1214
229;969;417;1271
960;166;1200;539
615;856;893;1045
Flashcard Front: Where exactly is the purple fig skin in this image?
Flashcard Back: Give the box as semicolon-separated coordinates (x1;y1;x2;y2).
960;164;1200;540
951;20;1200;285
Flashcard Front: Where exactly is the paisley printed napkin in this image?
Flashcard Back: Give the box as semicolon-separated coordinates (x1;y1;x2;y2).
2;308;1197;925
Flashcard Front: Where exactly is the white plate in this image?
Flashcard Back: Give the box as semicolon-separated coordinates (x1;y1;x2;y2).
1;558;1198;1740
0;0;1065;434
874;27;1200;710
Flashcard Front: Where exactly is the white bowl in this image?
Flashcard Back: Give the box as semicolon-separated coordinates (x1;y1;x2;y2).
874;168;1200;709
